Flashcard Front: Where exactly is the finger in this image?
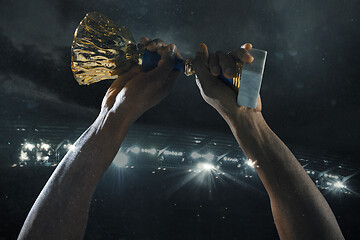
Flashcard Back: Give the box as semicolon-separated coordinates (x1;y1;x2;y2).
110;66;141;90
196;43;209;66
209;53;220;76
193;43;210;76
217;51;236;79
241;43;253;51
192;43;219;93
138;37;150;51
193;43;211;81
153;38;166;47
140;37;151;46
157;45;183;60
147;38;166;52
147;44;176;80
230;48;254;64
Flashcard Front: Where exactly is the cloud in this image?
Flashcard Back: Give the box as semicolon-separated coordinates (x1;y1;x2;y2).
0;73;98;116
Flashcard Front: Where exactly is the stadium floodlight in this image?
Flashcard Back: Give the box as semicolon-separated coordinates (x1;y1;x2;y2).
19;151;29;161
334;181;345;189
148;148;157;155
197;162;215;171
224;157;238;162
142;148;156;155
203;152;214;161
247;161;255;168
24;142;35;151
63;143;76;151
36;152;42;161
130;146;140;154
246;159;256;168
40;143;51;151
191;152;201;159
113;152;129;168
164;150;183;156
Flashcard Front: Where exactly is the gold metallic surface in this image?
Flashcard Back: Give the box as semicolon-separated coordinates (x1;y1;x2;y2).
184;58;195;76
232;61;244;92
184;59;243;92
71;11;244;92
71;12;141;85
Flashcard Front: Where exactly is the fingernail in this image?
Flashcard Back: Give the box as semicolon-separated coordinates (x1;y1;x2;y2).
247;53;254;62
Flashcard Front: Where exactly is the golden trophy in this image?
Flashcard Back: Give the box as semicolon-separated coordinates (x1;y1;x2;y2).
71;12;267;108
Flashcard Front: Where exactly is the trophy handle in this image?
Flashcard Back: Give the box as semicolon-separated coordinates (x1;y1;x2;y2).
141;49;184;72
141;49;239;92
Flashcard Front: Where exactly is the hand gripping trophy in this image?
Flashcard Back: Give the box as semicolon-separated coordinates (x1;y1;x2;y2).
71;12;267;109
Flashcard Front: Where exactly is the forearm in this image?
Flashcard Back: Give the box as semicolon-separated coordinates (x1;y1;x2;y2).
223;110;344;240
18;108;132;240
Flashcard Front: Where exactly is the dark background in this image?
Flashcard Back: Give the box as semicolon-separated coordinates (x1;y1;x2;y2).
0;0;360;239
0;0;359;155
1;167;359;240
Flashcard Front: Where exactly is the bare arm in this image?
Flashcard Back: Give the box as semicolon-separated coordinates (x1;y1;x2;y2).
18;39;180;240
193;43;344;240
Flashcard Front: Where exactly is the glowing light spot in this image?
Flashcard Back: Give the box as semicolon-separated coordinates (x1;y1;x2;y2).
147;148;156;155
224;156;238;162
142;148;157;154
164;150;183;156
191;152;201;159
197;162;214;171
334;181;345;189
20;151;29;161
40;143;51;151
24;143;35;151
113;152;128;168
203;152;214;161
130;146;140;154
246;159;256;168
36;152;42;161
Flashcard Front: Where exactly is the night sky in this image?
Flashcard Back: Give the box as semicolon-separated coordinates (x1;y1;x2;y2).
0;0;359;156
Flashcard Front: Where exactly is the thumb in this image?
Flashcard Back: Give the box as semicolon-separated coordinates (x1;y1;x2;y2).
147;44;176;80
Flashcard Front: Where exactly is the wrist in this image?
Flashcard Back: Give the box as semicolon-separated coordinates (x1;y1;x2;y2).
222;107;263;129
92;105;133;143
223;107;268;144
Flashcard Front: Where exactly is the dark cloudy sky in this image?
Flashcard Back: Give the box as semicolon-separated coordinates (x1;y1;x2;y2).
0;0;359;156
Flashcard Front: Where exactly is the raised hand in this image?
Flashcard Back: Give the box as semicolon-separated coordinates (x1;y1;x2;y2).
102;37;182;123
192;43;261;119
